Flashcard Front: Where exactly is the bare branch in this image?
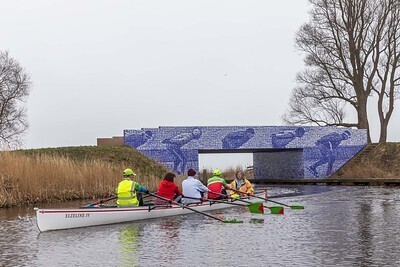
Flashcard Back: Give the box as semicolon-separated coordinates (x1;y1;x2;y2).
0;51;32;149
284;0;400;143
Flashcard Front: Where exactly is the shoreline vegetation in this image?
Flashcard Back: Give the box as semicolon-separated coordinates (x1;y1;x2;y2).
0;146;168;208
331;142;400;178
1;143;399;208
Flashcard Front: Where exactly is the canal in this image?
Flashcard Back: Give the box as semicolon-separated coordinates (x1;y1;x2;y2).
1;185;400;266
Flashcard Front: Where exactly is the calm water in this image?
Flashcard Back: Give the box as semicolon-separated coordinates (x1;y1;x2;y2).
1;185;400;267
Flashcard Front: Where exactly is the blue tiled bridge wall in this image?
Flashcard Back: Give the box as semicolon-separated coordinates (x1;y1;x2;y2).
124;126;367;179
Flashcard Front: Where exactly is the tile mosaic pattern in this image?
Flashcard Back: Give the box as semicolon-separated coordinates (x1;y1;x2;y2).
124;126;367;179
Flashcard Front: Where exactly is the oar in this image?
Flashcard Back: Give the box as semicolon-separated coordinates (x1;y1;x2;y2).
182;196;264;214
149;193;242;223
232;188;304;210
212;191;284;215
85;196;117;208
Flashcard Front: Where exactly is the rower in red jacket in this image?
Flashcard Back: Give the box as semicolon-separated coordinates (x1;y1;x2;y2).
207;169;230;199
156;172;183;205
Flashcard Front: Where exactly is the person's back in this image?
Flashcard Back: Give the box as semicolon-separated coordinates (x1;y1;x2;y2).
207;169;229;199
182;169;208;205
117;179;138;207
116;168;149;207
156;172;183;205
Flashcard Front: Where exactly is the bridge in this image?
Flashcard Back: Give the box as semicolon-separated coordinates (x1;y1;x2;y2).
124;126;367;179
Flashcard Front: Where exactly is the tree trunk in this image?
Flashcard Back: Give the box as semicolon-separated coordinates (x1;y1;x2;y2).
379;121;388;143
357;97;371;143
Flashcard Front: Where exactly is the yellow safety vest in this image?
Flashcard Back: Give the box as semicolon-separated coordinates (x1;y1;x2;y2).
116;179;139;207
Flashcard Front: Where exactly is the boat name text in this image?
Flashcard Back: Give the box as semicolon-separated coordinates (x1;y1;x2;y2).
65;213;90;218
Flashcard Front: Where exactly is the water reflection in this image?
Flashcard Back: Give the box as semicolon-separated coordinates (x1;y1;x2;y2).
1;186;400;266
118;224;141;267
158;217;182;263
356;202;373;266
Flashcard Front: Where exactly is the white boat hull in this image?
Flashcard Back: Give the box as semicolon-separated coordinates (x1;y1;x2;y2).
35;196;260;232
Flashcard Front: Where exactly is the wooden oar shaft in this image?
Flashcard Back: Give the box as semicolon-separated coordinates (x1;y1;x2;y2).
149;193;224;222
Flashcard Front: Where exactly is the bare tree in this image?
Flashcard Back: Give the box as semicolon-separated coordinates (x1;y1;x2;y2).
373;0;400;142
0;51;31;149
283;0;400;143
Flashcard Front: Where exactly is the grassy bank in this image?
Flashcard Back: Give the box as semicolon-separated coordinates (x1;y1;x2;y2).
0;146;168;207
332;142;400;178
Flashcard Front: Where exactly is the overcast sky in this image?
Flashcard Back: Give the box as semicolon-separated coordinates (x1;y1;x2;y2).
1;1;399;168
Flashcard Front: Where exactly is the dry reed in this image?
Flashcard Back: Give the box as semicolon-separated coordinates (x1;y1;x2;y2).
0;152;163;207
332;143;400;179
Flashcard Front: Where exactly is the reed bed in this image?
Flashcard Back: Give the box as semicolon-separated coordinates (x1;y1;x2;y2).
332;143;400;178
0;152;163;208
337;164;400;178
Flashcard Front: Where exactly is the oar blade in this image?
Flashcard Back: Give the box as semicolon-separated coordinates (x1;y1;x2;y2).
247;202;264;214
223;219;243;223
269;206;284;215
290;205;304;210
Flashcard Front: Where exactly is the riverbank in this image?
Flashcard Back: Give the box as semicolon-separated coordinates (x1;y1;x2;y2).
331;142;400;178
2;142;399;207
0;146;168;208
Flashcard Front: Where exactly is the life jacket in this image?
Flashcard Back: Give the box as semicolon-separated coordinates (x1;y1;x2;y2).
117;179;139;207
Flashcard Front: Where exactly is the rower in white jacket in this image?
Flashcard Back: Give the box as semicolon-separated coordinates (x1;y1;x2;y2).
182;169;209;205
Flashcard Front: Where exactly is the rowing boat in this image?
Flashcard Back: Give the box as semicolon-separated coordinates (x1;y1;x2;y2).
34;195;262;232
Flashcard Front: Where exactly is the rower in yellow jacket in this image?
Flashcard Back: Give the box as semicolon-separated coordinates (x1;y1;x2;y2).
230;170;254;198
116;168;149;207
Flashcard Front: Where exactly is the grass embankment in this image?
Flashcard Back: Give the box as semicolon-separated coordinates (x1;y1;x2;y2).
0;146;168;208
332;142;400;178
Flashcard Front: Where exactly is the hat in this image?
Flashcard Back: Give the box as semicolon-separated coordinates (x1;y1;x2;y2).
213;169;222;176
123;168;136;176
188;169;196;176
